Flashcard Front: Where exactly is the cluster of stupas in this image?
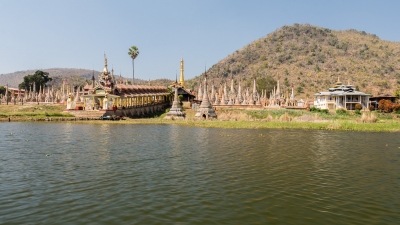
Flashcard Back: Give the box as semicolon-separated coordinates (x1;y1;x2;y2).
1;55;170;112
194;75;217;119
198;79;299;108
0;82;81;105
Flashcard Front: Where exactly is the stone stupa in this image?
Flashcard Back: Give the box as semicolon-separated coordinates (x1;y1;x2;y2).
195;73;217;119
164;85;186;120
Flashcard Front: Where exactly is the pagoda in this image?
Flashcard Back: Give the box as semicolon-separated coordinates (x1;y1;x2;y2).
195;70;217;119
164;83;186;120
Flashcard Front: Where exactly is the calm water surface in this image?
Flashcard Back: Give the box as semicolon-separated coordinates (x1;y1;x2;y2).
0;122;399;224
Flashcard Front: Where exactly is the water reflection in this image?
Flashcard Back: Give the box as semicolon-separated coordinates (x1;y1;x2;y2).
0;123;399;224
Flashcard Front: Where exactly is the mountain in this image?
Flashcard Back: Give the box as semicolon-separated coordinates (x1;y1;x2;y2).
186;24;400;98
2;24;399;97
0;68;100;89
0;68;169;89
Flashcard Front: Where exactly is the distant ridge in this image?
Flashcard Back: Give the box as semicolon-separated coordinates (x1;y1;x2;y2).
186;24;400;98
0;68;100;88
0;68;172;88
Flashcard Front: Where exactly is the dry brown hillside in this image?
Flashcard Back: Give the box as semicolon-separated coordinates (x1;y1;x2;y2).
186;24;400;98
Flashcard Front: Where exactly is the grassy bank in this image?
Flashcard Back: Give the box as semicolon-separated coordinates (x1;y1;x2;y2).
1;105;399;132
69;108;400;132
0;104;74;121
71;117;400;132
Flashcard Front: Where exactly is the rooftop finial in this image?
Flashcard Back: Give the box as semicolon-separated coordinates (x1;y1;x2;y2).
179;58;185;87
104;52;108;68
336;76;342;85
204;63;207;79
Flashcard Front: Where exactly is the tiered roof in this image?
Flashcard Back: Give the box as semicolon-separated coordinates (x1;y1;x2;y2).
115;84;169;97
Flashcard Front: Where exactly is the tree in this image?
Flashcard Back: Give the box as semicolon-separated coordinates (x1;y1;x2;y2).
283;77;290;87
128;46;139;85
19;70;52;92
0;86;6;95
395;87;400;99
296;86;304;94
256;76;277;95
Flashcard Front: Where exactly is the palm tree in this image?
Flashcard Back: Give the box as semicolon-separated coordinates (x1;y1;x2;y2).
128;46;139;85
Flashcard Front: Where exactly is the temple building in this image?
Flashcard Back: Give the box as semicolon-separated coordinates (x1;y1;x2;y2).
314;77;370;110
81;55;170;111
369;94;398;110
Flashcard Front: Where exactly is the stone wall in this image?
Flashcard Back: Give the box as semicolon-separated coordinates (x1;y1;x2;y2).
66;102;169;119
214;105;308;111
66;110;105;119
214;105;263;110
109;103;169;117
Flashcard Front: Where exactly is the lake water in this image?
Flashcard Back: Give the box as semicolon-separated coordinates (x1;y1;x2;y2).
1;122;399;224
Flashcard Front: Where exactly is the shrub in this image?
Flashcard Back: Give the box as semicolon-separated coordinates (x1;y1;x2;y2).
368;113;377;123
336;108;347;115
369;105;375;111
361;112;368;123
355;109;361;115
355;103;362;110
310;107;329;114
378;99;393;113
279;112;292;122
296;86;304;94
361;112;377;123
320;109;329;114
392;103;400;113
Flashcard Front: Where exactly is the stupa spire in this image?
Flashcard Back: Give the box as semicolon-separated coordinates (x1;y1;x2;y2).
238;81;243;103
336;76;342;85
276;80;280;97
165;78;185;119
195;67;217;119
103;53;108;74
91;70;95;88
179;57;185;88
290;87;294;100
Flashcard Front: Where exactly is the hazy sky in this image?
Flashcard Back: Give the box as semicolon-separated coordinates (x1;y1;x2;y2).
1;0;399;81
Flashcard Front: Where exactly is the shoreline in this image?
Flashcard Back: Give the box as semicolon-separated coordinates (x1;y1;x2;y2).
2;116;400;133
1;105;399;132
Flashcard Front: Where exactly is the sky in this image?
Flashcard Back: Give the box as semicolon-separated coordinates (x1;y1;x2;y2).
1;0;400;81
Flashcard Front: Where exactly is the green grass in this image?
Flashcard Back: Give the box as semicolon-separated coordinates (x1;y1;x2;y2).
0;104;74;119
69;118;400;132
71;114;400;132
